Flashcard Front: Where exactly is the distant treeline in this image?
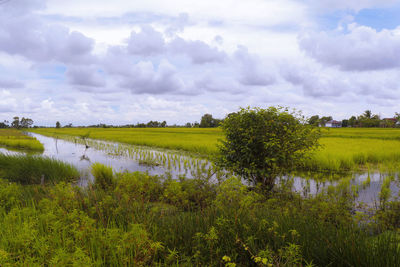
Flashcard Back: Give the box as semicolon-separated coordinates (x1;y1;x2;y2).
308;110;400;128
0;116;34;129
51;114;223;129
6;110;399;129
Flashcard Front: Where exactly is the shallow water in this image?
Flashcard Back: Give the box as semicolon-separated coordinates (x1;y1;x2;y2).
28;133;183;185
288;172;400;204
0;148;20;155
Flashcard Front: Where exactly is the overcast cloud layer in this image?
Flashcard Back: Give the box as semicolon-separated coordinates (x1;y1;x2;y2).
0;0;400;125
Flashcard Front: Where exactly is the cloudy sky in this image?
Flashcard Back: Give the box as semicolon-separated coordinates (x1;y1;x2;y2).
1;0;400;126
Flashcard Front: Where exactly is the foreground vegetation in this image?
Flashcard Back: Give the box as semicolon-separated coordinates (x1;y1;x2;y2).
30;127;400;174
0;129;43;152
0;164;399;266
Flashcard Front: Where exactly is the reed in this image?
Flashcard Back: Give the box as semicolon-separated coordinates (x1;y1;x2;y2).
0;154;79;184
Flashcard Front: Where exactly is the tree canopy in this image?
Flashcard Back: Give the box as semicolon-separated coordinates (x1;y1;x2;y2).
200;114;222;128
217;107;320;191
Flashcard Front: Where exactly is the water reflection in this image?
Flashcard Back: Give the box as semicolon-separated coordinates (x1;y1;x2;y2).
280;172;400;204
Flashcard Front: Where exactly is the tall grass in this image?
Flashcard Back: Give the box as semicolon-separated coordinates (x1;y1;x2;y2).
0;154;79;184
0;129;44;151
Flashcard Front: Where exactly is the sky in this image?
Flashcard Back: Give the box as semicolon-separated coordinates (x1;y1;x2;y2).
1;0;400;126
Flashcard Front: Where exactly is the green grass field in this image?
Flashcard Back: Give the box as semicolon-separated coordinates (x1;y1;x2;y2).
0;129;44;152
30;127;400;172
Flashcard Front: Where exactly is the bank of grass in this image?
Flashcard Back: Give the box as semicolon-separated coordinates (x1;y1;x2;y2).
0;129;44;152
0;154;79;184
30;127;400;173
0;165;399;266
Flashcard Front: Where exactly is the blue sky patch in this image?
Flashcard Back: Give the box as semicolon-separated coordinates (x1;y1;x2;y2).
355;6;400;30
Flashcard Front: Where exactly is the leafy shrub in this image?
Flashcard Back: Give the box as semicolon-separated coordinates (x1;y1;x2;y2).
218;107;320;191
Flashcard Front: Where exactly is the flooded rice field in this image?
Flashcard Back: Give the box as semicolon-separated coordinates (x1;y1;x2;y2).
0;132;398;204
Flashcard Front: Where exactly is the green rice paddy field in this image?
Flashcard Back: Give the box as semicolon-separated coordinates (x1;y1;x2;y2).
0;129;44;152
30;127;400;173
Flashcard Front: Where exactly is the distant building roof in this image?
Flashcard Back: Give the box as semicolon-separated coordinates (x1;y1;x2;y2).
383;118;397;122
326;120;341;124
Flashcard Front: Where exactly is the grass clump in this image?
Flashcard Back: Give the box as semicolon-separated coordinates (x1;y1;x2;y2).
0;154;79;184
0;129;44;152
91;163;115;190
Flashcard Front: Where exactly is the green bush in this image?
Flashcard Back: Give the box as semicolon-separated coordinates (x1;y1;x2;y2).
218;107;320;191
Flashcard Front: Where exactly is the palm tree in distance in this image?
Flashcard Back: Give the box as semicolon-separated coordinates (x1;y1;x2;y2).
363;110;372;119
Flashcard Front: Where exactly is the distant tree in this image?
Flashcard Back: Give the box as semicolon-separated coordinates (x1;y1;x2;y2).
20;117;33;128
160;121;167;127
56;121;61;128
348;116;357;127
200;114;222;127
200;114;214;127
185;122;192;128
363;110;372;119
217;107;320;191
358;111;380;127
136;123;146;128
319;116;333;127
341;119;349;127
308;115;320;126
64;123;73;128
380;119;395;128
147;121;155;127
11;116;19;128
213;118;223;127
0;120;8;128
